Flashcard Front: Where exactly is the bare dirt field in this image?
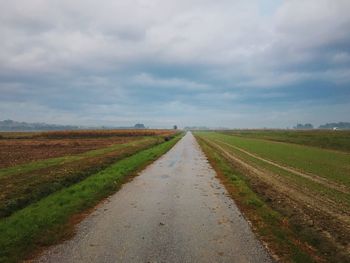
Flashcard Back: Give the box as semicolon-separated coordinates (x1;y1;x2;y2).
0;130;177;218
0;137;135;168
0;130;175;168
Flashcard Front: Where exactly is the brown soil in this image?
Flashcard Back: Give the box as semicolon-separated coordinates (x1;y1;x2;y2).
201;137;350;263
0;137;136;168
0;138;159;218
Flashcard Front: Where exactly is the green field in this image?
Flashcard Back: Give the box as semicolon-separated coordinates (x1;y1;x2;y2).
222;129;350;152
204;132;350;187
195;130;350;263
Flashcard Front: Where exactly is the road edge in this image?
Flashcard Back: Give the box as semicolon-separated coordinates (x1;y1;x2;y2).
0;133;184;263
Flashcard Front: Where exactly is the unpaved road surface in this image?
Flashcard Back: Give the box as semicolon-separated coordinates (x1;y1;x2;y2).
34;132;273;263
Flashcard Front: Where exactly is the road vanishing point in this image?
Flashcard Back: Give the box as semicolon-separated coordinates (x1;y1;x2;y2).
34;132;273;263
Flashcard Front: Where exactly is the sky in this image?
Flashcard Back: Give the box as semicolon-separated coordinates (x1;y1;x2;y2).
0;0;350;128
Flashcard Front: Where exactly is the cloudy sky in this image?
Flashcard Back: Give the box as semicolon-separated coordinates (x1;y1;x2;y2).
1;0;349;128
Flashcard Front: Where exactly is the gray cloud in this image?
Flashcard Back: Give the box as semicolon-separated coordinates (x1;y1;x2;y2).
0;0;349;127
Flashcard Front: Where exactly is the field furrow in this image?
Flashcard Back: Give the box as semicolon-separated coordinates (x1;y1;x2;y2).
195;131;350;263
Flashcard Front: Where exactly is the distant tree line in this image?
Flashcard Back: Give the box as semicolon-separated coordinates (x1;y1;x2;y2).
294;122;350;130
294;123;314;129
0;120;152;131
319;122;350;129
0;119;79;131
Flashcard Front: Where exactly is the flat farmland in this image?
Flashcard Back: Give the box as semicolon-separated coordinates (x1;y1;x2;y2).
0;129;178;217
221;129;350;152
195;131;350;263
0;129;181;262
0;129;174;168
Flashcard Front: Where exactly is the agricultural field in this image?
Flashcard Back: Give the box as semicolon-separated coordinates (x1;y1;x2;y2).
195;130;350;263
0;129;174;168
221;129;350;152
0;129;181;262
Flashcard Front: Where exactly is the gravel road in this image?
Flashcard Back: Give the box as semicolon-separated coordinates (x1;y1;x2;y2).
34;132;273;263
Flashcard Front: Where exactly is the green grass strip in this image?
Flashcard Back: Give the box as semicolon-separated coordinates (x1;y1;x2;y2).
0;135;181;263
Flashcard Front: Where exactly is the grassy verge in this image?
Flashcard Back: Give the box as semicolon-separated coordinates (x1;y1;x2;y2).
0;135;181;263
196;136;319;263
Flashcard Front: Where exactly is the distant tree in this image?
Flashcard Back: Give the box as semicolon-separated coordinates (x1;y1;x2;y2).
319;122;350;130
304;123;313;129
173;125;178;130
294;123;314;129
134;123;145;129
